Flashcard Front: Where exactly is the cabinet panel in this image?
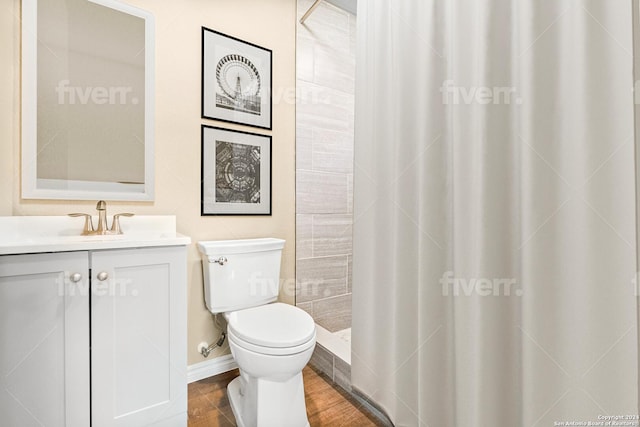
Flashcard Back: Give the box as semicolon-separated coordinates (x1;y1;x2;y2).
91;246;187;427
0;252;90;427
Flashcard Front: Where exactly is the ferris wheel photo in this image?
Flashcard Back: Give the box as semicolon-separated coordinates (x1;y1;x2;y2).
202;27;272;130
215;54;262;116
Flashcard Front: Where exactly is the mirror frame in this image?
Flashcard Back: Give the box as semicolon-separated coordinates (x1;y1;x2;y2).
21;0;155;201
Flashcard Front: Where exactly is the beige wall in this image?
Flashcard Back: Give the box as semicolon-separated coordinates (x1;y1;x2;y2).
0;0;297;365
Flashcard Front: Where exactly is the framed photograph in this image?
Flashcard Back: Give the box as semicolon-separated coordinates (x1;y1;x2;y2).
201;125;272;215
201;27;272;130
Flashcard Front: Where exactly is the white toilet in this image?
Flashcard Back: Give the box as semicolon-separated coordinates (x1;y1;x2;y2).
197;238;316;427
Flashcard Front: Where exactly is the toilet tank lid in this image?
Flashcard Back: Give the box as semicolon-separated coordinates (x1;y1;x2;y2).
197;238;285;256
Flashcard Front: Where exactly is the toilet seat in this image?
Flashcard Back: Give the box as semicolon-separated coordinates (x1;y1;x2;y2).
227;303;316;355
228;329;316;356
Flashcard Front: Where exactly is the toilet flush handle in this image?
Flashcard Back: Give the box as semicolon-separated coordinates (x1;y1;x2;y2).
213;256;227;265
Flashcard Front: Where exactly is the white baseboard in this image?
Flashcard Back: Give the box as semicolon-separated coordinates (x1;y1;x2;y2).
187;354;238;384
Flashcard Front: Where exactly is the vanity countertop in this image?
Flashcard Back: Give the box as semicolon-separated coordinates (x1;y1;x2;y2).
0;216;191;255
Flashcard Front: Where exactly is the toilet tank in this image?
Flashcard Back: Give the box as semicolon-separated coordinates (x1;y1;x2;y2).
197;238;285;313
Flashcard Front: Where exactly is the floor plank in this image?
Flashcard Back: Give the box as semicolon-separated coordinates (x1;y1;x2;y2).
188;366;383;426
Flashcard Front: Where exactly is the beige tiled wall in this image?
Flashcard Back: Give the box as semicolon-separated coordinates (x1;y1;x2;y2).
295;0;355;333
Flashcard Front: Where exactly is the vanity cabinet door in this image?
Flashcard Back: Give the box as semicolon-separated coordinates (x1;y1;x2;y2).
0;252;90;427
90;246;187;427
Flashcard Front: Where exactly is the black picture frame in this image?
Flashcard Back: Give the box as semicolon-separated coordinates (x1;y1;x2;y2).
201;125;272;216
201;27;273;130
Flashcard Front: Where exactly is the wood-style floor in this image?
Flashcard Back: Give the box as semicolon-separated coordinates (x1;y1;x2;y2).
188;366;384;426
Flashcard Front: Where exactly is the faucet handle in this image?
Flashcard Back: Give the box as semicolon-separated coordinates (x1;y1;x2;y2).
110;213;135;234
68;213;94;235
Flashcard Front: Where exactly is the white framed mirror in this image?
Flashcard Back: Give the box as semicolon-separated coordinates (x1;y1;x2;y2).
22;0;155;201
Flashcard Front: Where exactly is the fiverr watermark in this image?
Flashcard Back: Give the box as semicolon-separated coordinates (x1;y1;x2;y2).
248;271;334;300
248;272;281;297
440;271;522;297
55;79;139;105
633;81;640;104
440;80;522;105
271;85;331;106
631;272;640;296
60;276;138;297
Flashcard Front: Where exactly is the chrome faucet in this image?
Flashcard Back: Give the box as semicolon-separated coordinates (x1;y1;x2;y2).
69;201;134;236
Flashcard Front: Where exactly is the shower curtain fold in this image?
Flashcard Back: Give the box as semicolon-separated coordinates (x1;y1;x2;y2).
352;1;639;426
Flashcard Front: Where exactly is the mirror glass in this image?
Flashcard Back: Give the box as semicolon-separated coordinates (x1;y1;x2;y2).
22;0;155;201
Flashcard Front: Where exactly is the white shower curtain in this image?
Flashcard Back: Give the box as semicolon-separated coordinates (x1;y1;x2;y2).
352;1;638;426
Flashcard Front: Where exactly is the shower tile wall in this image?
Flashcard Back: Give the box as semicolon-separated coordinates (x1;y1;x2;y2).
296;0;356;333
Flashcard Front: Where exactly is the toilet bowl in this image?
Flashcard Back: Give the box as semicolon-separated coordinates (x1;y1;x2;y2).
197;239;316;427
225;303;316;427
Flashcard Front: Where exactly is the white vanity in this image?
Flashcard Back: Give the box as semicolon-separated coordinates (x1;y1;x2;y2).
0;216;190;427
